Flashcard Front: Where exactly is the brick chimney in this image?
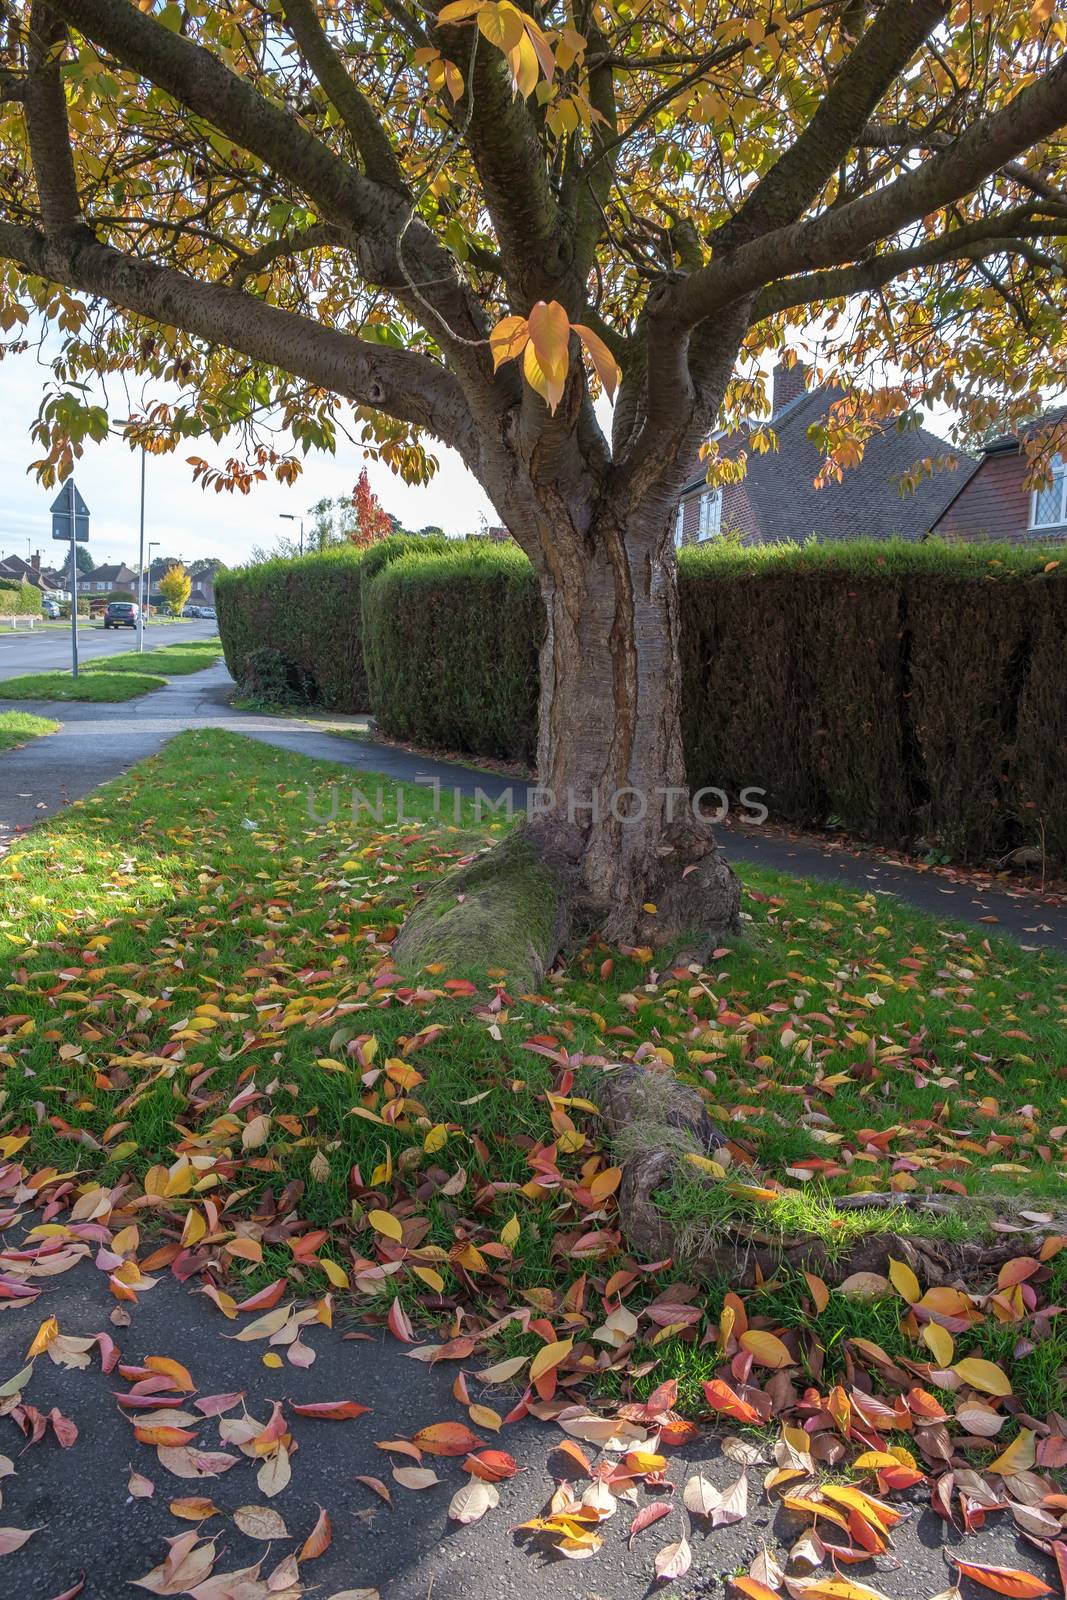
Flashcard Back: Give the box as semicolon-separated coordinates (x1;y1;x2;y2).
30;550;40;572
771;359;808;418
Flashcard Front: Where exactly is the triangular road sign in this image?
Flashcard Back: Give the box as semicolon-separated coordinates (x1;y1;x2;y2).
51;479;90;541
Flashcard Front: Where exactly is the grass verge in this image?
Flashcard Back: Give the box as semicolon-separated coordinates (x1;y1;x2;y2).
0;670;167;702
85;641;222;675
0;729;1065;1414
0;710;60;750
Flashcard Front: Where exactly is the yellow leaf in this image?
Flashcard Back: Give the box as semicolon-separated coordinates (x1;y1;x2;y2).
740;1329;793;1369
321;1258;350;1289
888;1257;921;1305
500;1216;520;1249
489;315;530;371
954;1357;1012;1396
368;1209;404;1242
988;1428;1036;1475
423;1124;448;1154
921;1322;954;1367
573;323;621;401
468;1403;502;1432
529;1337;572;1382
263;1352;284;1368
26;1316;59;1359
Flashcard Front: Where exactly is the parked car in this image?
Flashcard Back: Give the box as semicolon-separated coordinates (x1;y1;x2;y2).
103;600;139;629
41;598;60;619
199;607;217;621
184;605;202;618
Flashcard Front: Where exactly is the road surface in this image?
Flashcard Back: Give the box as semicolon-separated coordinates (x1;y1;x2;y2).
0;616;219;680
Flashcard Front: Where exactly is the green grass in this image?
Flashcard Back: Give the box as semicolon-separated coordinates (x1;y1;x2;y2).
0;670;167;702
85;641;222;675
1;729;1066;1410
0;710;60;750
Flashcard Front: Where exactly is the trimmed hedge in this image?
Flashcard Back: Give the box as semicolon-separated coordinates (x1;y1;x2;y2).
215;535;447;709
0;579;43;616
218;535;1067;865
362;541;542;760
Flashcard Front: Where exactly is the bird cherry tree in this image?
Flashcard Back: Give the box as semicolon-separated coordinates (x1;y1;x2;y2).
2;0;1067;958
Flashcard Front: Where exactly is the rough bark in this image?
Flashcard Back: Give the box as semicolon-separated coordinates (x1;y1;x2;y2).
528;520;740;950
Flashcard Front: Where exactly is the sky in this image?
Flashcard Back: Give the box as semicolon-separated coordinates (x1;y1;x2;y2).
0;340;499;574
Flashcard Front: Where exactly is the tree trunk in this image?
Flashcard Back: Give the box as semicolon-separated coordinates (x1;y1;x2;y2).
526;507;740;952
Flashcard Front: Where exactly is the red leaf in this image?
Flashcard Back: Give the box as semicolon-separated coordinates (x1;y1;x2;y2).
629;1502;673;1545
290;1399;370;1421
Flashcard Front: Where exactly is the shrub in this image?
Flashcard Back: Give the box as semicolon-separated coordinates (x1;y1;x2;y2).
216;536;446;710
237;646;316;706
0;578;43;616
361;540;541;761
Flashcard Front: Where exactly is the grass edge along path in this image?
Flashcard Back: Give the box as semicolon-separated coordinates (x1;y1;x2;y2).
0;709;60;749
0;669;167;702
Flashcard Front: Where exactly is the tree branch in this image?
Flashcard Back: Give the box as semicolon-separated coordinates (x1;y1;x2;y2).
277;0;406;191
49;0;492;362
750;208;1067;318
0;219;476;454
716;0;948;249
24;2;83;236
666;51;1067;331
227;221;342;288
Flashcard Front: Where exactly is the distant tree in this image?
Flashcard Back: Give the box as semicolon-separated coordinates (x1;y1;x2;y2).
73;545;93;575
188;556;223;579
350;468;392;549
159;563;192;617
417;525;445;538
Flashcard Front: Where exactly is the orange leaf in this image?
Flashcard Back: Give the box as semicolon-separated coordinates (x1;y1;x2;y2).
298;1506;332;1561
703;1378;761;1423
951;1561;1052;1597
411;1421;483;1457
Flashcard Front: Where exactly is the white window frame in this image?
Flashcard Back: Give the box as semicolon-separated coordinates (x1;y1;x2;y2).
698;487;722;539
673;502;685;549
1030;454;1067;529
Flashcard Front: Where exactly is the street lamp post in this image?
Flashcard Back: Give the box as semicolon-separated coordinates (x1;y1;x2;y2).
145;541;159;618
279;513;304;555
136;444;147;652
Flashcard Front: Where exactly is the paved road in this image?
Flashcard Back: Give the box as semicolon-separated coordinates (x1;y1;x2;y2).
0;616;218;679
1;659;1066;952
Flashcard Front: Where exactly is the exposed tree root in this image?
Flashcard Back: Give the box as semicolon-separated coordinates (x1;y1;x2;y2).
597;1064;1063;1289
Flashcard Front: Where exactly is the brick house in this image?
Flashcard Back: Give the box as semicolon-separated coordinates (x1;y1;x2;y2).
930;407;1067;545
674;364;973;547
81;562;140;595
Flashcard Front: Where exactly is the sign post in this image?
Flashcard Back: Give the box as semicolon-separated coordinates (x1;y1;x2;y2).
50;480;89;679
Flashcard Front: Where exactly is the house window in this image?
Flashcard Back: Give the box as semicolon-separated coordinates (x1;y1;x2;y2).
1031;455;1067;528
698;488;722;539
673;502;685;549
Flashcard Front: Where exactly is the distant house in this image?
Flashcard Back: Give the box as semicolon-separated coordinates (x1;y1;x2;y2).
82;562;140;595
931;407;1067;545
674;364;973;548
0;551;66;592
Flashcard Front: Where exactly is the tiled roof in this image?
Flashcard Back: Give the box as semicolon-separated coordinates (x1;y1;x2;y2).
682;384;975;543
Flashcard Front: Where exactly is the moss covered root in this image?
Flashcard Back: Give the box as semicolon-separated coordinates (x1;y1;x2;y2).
391;829;566;987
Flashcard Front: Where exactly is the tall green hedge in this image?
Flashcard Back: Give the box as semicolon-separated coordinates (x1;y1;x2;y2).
362;541;542;760
215;536;446;709
0;579;43;616
218;535;1067;865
